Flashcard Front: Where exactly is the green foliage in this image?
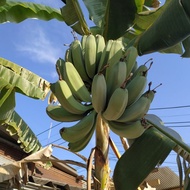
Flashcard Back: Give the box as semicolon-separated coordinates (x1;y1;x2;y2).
137;0;190;55
0;58;50;100
113;127;176;190
60;0;90;35
0;85;15;122
2;111;42;153
0;1;64;23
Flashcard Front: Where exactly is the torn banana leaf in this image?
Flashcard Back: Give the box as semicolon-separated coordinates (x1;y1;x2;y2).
137;0;190;55
0;86;15;122
60;0;90;35
0;1;64;23
83;0;107;28
0;58;50;100
103;0;137;41
113;127;176;190
2;111;42;154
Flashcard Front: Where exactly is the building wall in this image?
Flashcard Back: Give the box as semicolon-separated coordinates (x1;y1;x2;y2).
0;137;83;189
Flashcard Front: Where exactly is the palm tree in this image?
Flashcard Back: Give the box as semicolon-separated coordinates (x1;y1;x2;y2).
1;0;190;189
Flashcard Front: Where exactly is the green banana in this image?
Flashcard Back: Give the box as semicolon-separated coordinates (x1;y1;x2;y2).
50;80;92;115
46;104;87;122
55;58;65;80
106;60;127;97
102;87;128;121
116;87;155;123
68;117;96;152
107;40;124;67
70;40;90;82
63;61;91;102
60;110;97;143
97;39;113;73
131;64;147;80
131;59;153;80
124;46;138;78
91;73;107;113
84;34;97;79
108;119;150;139
65;47;73;63
125;75;147;106
95;34;105;66
81;35;87;54
131;61;138;74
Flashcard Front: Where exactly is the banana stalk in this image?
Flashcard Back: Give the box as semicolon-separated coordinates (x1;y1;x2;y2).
94;113;110;190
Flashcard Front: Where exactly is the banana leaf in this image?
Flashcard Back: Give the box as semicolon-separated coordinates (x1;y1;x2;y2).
181;36;190;58
183;160;190;190
0;1;64;23
134;0;171;32
60;0;90;35
113;126;176;190
137;0;190;56
83;0;137;41
0;0;6;6
145;114;190;163
0;58;50;100
83;0;107;28
2;111;42;153
0;86;15;122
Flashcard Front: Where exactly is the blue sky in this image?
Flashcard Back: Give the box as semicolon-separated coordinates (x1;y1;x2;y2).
1;0;190;177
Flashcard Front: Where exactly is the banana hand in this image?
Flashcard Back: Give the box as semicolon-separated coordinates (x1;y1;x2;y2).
60;110;97;143
50;80;92;115
63;61;91;102
46;104;87;122
103;87;128;121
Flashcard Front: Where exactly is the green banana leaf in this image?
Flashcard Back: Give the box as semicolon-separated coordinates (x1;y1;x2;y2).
181;36;190;58
1;111;42;153
113;126;176;190
183;161;190;190
0;58;50;100
137;0;190;56
0;1;64;23
83;0;137;41
145;114;190;162
0;85;16;122
60;0;90;35
0;0;6;6
103;0;137;41
134;0;171;32
83;0;107;28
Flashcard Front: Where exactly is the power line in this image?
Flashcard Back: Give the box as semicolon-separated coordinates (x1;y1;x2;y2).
36;122;62;136
166;125;190;128
150;105;190;110
165;121;190;124
43;137;63;146
159;113;190;118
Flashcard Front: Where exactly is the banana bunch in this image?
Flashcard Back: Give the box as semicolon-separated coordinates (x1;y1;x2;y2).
46;34;157;152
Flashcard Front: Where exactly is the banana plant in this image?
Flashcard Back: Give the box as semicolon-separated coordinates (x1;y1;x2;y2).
1;0;190;189
0;57;46;152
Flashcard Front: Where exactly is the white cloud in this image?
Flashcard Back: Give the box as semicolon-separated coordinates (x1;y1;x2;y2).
16;23;62;65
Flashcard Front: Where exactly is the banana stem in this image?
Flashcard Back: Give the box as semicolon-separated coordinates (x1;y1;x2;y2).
94;113;110;190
